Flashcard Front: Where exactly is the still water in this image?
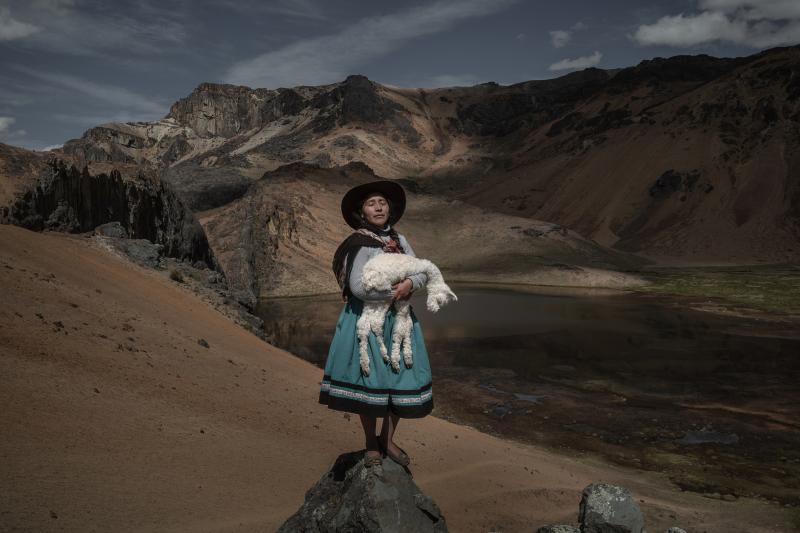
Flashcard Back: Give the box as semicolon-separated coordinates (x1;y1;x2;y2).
255;283;800;504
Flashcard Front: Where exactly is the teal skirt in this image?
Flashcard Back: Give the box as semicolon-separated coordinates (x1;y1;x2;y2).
318;296;434;418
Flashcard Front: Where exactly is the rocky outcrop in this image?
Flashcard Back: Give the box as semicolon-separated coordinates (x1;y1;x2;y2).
578;483;644;533
165;82;306;138
2;159;215;267
538;483;685;533
536;526;580;533
277;450;447;532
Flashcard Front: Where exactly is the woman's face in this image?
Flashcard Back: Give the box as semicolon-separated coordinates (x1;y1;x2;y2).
361;193;390;226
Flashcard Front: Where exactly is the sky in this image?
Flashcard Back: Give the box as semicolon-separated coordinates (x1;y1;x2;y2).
1;0;799;150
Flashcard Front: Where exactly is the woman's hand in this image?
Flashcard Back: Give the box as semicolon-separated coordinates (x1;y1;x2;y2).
391;278;413;301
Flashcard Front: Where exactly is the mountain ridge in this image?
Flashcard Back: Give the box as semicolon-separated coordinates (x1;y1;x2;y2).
5;45;800;278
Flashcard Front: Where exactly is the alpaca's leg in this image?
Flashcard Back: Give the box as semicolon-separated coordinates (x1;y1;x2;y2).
370;303;390;362
402;315;413;368
390;301;411;372
356;315;371;376
390;322;402;372
358;332;370;376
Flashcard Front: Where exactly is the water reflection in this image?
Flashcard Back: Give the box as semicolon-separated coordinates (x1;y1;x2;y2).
255;282;800;503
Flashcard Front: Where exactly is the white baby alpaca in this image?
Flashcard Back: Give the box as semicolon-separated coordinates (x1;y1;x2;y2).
356;253;457;376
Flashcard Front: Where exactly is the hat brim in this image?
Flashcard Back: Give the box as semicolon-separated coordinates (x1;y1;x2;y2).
341;180;406;229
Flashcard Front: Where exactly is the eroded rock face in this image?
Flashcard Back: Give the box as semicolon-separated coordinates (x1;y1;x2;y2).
4;160;215;267
578;483;645;533
166;82;280;138
277;450;448;533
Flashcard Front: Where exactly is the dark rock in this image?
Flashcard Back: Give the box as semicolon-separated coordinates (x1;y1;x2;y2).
648;169;703;199
61;126;146;163
161;162;252;212
7;160;215;268
536;526;580;533
578;483;644;533
277;450;448;532
100;237;164;269
332;134;360;149
94;221;128;238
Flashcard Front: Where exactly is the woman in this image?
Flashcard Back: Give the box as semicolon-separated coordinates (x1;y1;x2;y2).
319;179;434;470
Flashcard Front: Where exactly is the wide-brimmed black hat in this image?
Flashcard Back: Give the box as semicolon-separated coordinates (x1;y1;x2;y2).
341;180;406;229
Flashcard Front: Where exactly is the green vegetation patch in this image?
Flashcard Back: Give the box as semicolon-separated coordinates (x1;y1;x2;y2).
633;264;800;315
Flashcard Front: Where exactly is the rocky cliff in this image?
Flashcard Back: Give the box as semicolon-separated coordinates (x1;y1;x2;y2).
2;157;215;267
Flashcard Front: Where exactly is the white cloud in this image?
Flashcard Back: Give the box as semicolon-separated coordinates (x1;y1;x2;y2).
633;0;800;48
549;30;571;48
225;0;520;88
0;116;26;141
0;116;16;133
10;65;167;118
698;0;800;20
206;0;326;21
38;143;64;151
3;0;187;55
0;6;40;41
548;20;587;48
548;51;602;71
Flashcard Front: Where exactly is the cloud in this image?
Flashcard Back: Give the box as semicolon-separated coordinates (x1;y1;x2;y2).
2;0;187;55
548;51;602;71
0;116;26;141
225;0;519;88
10;65;168;118
0;116;16;134
549;30;571;48
698;0;800;20
0;6;40;41
205;0;326;21
548;20;587;48
37;143;64;151
632;0;800;48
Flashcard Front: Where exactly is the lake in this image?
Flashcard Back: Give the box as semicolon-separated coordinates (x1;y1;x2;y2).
255;282;800;505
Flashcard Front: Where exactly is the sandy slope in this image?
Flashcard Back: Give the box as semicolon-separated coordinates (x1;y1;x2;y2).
0;224;792;532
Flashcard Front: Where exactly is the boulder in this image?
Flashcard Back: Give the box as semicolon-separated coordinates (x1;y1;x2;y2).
536;525;581;533
578;483;645;533
94;221;128;238
94;235;164;269
277;450;447;533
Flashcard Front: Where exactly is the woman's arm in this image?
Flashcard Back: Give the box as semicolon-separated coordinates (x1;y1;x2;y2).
348;246;394;301
399;235;428;291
